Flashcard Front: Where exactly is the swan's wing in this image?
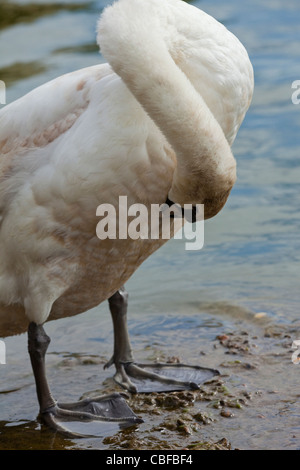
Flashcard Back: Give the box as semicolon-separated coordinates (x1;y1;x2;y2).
0;60;161;239
0;64;113;178
0;62;128;224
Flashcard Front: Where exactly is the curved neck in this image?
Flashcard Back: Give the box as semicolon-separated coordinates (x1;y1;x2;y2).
98;0;237;210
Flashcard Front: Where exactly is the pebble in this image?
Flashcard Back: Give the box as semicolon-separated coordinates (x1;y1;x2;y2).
220;409;234;418
217;334;229;341
254;312;268;319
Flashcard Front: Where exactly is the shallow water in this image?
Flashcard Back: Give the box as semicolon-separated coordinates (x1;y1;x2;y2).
0;0;300;450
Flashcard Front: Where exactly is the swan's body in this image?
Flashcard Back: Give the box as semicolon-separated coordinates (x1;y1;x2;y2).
0;0;253;433
0;64;174;336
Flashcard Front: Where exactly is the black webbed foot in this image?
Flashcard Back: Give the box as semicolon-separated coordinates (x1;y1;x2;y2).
113;362;219;393
40;393;143;437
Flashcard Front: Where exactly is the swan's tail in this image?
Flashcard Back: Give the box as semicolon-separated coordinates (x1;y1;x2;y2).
97;0;242;215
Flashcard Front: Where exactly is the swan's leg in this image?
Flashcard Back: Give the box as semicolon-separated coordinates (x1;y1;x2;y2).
106;288;219;393
105;287;137;392
28;322;142;437
28;322;57;412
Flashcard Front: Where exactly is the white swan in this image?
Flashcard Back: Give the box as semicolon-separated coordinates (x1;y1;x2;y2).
0;0;253;434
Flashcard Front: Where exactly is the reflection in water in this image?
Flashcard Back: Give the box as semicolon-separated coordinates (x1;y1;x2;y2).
0;0;95;85
0;419;80;450
0;60;47;86
0;0;299;451
0;0;92;30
